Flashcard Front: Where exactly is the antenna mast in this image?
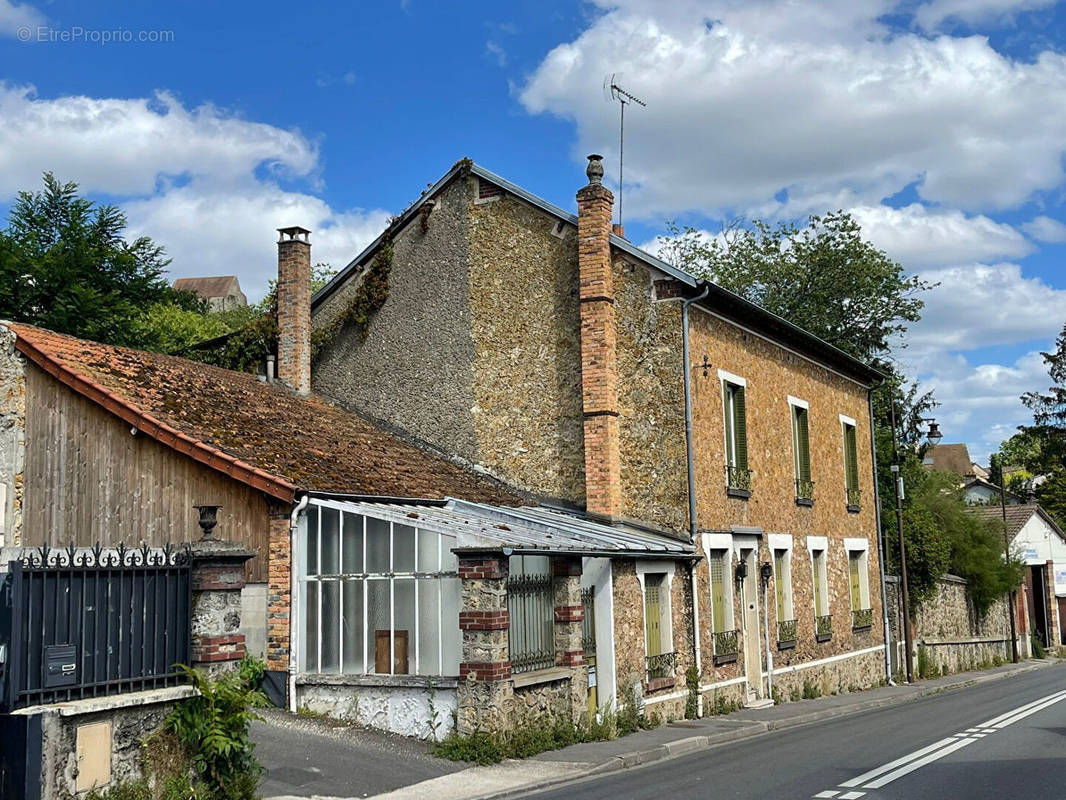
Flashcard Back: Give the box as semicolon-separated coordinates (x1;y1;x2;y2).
604;74;646;231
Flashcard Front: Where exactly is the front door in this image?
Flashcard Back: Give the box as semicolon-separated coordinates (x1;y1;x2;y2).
740;548;762;701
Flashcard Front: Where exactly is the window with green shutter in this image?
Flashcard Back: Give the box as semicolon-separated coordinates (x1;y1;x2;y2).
774;549;790;619
792;405;813;501
812;550;828;617
724;381;750;493
644;575;663;656
709;551;728;633
843;422;860;508
848;551;862;612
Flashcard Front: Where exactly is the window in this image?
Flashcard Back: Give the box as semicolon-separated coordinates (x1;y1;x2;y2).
507;555;555;674
707;549;739;663
774;548;795;646
640;568;676;679
299;504;461;677
721;372;750;495
841;416;861;510
846;540;872;630
811;547;831;642
791;399;813;504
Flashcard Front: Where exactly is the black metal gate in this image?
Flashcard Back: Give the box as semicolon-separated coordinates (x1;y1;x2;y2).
0;544;192;712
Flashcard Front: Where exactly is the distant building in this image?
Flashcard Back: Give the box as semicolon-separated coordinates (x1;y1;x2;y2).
923;442;1023;505
173;275;247;312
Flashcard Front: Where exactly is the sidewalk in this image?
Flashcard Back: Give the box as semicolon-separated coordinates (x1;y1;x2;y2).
359;659;1058;800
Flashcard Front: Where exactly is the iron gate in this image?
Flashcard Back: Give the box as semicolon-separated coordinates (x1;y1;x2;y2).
0;544;192;711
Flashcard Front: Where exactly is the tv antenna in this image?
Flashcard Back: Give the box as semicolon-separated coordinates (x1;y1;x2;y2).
604;74;646;230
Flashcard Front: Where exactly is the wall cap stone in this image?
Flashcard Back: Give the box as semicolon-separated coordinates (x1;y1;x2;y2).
11;685;197;718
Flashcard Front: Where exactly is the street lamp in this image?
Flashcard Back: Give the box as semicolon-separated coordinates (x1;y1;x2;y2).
923;419;943;446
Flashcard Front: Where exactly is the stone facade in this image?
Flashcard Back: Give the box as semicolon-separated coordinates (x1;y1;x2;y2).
306;160;886;720
189;538;255;675
0;324;25;547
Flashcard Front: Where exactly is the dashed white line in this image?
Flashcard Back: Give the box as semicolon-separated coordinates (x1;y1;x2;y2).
838;736;958;788
862;736;975;789
813;792;840;798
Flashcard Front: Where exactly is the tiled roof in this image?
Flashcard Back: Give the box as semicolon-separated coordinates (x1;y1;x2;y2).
173;276;241;298
6;323;523;505
924;443;975;476
965;504;1065;541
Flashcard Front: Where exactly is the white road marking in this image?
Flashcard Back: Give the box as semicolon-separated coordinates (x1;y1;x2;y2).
862;737;976;789
972;733;987;738
993;693;1066;729
976;690;1066;728
813;792;839;798
839;737;958;787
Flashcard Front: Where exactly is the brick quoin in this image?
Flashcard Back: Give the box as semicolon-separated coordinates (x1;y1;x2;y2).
266;511;292;672
192;566;246;592
554;605;584;623
459;661;512;681
577;155;621;518
459;610;511;631
458;556;506;580
654;279;686;300
192;634;247;663
552;558;582;577
558;650;585;667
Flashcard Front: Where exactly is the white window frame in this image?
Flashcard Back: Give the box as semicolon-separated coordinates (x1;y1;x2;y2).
635;561;675;657
789;396;810;487
807;535;829;618
768;533;794;622
298;501;460;678
702;534;735;635
719;370;748;472
844;537;871;610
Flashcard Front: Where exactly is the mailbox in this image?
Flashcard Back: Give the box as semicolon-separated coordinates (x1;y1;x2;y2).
44;644;77;688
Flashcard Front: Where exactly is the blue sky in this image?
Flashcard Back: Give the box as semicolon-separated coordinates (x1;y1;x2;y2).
2;0;1066;464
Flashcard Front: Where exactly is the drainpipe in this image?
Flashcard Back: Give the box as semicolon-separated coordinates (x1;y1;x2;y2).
867;391;894;685
682;284;710;715
288;493;310;713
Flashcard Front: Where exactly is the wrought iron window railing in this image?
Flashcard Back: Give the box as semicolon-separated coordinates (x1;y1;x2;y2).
726;465;753;495
851;608;873;631
846;487;862;510
777;619;798;647
646;650;676;680
506;573;555;674
581;586;596;653
815;614;833;642
712;629;739;665
795;479;815;504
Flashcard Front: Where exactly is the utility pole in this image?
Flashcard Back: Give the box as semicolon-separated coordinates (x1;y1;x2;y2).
890;401;914;683
999;469;1020;663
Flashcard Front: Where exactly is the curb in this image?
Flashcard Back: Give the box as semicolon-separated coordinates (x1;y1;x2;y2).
463;660;1056;800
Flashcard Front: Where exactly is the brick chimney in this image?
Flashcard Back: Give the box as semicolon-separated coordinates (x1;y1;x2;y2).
276;226;311;395
576;155;621;518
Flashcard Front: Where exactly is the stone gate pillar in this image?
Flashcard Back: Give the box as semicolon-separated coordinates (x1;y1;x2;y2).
456;554;513;734
189;538;255;674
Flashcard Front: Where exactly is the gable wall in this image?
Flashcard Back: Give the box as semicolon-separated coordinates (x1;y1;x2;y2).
21;364;273;583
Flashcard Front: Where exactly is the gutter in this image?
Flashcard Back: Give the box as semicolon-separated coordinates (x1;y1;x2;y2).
288;493;310;713
682;285;710;715
867;391;894;685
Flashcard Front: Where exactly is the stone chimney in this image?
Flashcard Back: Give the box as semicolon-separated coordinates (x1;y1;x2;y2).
576;155;621;518
276;226;311;395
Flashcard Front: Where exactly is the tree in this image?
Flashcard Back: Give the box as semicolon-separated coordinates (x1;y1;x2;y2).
0;173;196;347
1018;323;1066;472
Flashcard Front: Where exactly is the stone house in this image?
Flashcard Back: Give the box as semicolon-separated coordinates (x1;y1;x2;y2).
307;155;889;720
923;442;1024;506
172;275;248;312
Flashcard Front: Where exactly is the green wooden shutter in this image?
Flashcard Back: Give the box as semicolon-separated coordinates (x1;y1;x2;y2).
709;553;727;632
734;386;748;471
813;552;826;616
774;551;787;618
849;552;862;611
645;579;662;656
796;408;811;483
844;424;859;491
723;383;734;467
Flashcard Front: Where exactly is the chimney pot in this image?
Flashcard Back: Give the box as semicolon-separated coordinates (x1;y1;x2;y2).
586;154;604;186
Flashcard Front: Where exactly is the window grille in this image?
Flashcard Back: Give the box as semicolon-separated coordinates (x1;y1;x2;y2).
506;572;555;674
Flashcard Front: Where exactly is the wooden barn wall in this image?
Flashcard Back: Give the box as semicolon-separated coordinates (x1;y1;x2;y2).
21;365;271;583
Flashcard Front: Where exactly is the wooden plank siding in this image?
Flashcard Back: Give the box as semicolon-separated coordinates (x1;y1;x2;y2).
21;364;274;583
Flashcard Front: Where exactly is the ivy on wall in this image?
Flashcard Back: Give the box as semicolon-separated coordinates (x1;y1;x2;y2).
311;233;392;361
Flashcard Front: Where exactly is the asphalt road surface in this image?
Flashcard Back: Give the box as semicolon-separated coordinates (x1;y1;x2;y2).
521;664;1066;800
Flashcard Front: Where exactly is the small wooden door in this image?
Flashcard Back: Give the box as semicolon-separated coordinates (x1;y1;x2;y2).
374;630;409;674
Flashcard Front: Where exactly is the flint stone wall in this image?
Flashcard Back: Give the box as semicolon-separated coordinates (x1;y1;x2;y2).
295;680;457;741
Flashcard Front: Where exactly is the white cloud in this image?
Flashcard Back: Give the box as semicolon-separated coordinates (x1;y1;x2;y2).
521;1;1066;219
905;263;1066;358
0;84;388;300
0;0;44;36
0;84;318;199
1022;214;1066;244
485;40;507;67
913;0;1055;31
850;204;1032;270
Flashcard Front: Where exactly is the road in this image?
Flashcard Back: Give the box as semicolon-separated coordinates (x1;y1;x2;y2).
521;664;1066;800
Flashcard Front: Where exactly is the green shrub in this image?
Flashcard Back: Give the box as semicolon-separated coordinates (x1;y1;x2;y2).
1031;633;1047;659
801;680;822;700
166;660;268;800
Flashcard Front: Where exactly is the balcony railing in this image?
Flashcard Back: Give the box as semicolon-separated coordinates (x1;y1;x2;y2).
646;651;677;680
851;608;873;631
712;629;739;665
846;487;862;511
726;465;753;497
815;613;833;642
777;618;797;649
795;478;815;506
